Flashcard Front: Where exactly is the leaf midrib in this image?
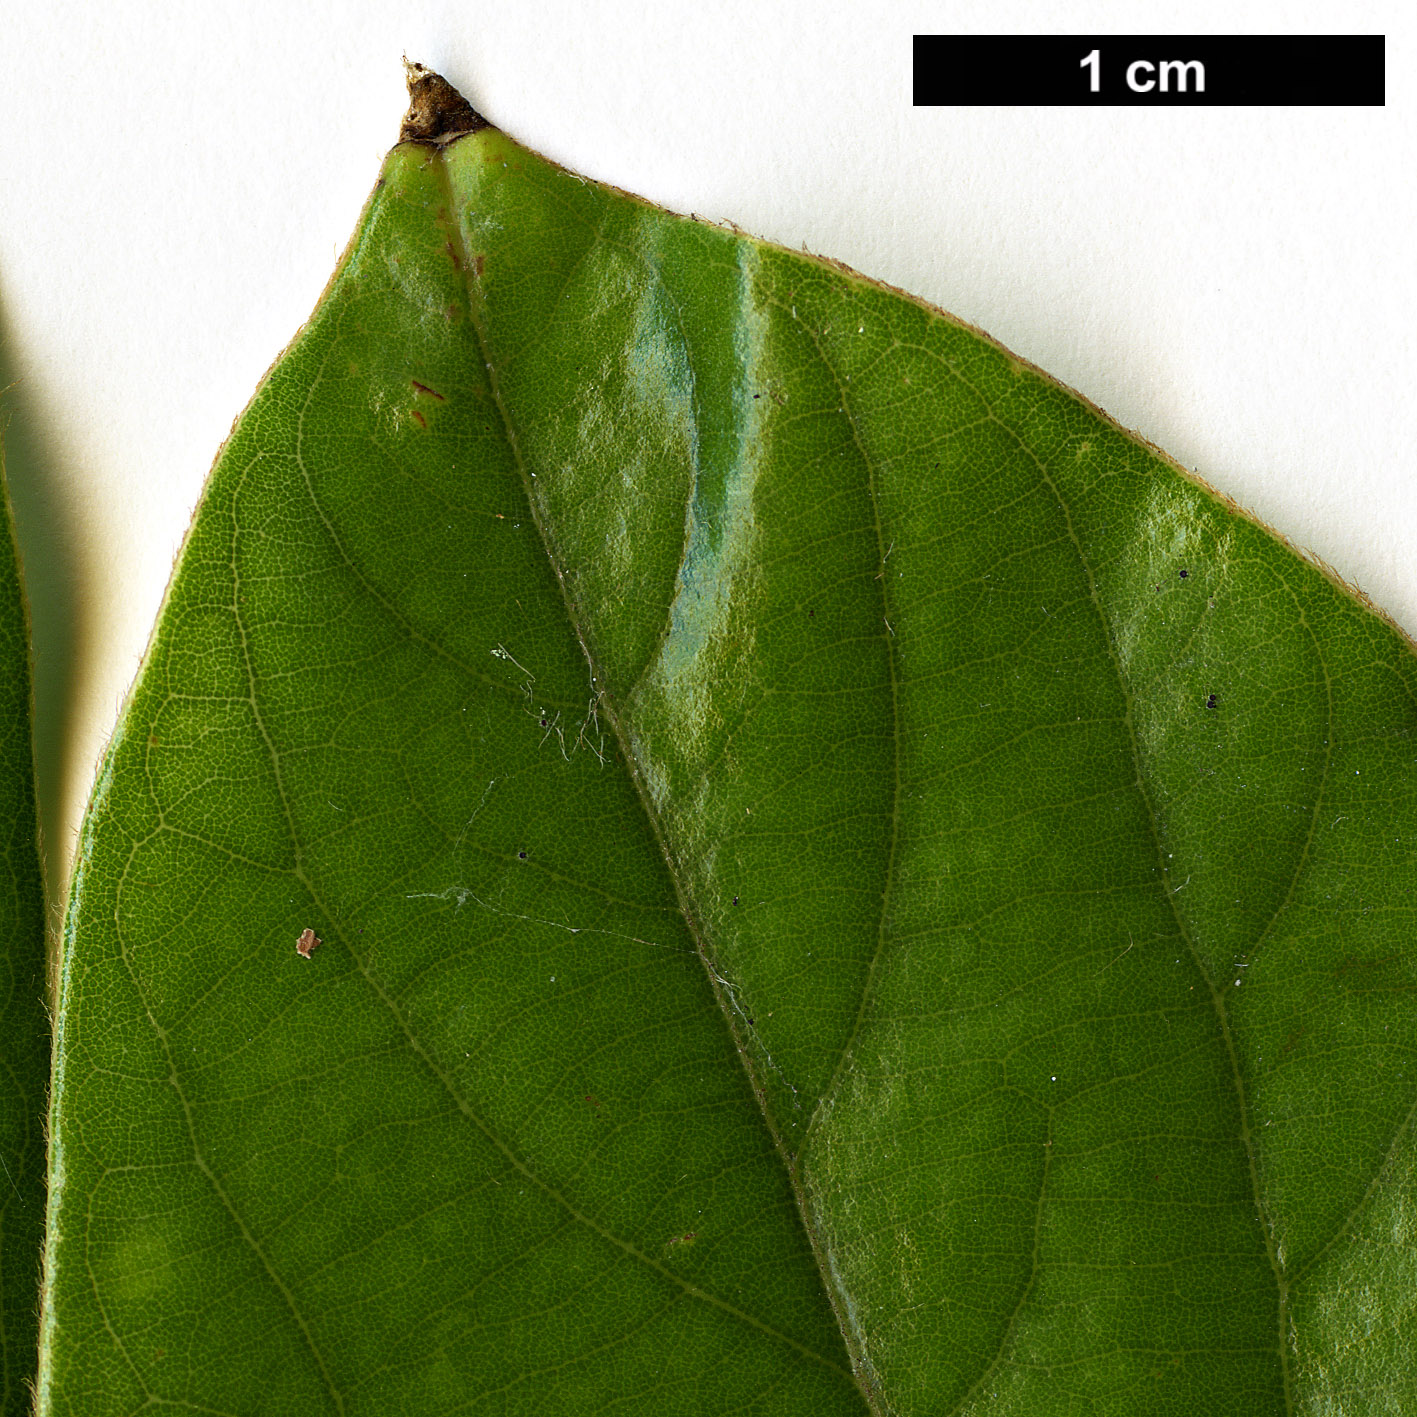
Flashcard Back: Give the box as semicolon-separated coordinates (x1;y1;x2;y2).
427;142;865;1392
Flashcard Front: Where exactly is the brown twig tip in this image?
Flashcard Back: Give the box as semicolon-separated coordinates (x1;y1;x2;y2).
400;59;490;145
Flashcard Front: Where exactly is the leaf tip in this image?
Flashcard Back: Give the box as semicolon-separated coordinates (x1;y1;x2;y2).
399;59;491;146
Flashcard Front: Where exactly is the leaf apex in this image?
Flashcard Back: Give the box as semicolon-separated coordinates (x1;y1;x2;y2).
399;59;490;146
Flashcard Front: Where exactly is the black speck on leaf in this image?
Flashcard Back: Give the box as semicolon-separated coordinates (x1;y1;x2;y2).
1206;694;1218;710
518;851;527;860
1179;569;1190;579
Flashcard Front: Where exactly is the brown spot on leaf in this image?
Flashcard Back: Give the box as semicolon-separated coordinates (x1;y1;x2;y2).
411;379;445;401
296;928;322;959
411;410;427;429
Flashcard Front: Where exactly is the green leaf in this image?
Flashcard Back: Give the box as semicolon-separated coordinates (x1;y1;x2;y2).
41;69;1417;1413
0;433;46;1416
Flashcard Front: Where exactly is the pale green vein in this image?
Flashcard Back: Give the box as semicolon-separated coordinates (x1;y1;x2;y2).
954;383;1296;1414
435;148;863;1389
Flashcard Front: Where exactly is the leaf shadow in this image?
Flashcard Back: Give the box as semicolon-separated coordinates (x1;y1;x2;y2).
0;282;83;933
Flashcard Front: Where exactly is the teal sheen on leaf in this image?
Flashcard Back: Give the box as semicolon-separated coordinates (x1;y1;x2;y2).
0;436;45;1417
39;68;1417;1414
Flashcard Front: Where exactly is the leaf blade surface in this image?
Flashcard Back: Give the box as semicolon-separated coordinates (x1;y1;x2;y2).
42;88;1417;1415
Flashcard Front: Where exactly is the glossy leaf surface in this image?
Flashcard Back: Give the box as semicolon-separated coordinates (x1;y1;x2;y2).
0;439;45;1415
41;84;1417;1414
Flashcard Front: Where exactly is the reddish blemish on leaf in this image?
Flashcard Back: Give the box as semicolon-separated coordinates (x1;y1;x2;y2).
295;928;322;959
410;379;446;401
411;410;427;429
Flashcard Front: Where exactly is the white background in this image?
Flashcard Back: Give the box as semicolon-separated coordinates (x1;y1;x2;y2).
0;1;1407;899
